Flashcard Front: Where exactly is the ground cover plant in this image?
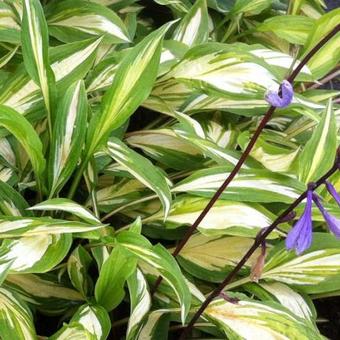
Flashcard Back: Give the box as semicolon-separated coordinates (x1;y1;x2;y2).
0;0;339;339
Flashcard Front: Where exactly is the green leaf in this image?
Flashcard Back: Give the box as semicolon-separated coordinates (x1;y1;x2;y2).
232;0;271;16
126;269;151;340
173;0;209;47
0;105;45;190
116;231;191;323
86;22;173;156
22;0;56;131
0;234;72;273
299;100;337;183
46;0;131;43
174;166;304;203
205;296;322;339
107;138;172;217
95;244;137;311
257;15;315;45
0;287;37;340
48;81;88;195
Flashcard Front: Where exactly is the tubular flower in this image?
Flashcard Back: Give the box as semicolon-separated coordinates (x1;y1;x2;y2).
313;193;340;238
286;190;313;254
325;181;340;207
265;80;294;108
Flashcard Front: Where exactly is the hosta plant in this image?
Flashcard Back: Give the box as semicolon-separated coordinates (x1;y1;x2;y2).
0;0;339;339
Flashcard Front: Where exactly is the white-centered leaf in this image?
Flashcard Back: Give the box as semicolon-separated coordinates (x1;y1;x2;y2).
126;269;152;340
22;0;55;124
0;287;36;340
48;81;88;195
299;99;337;183
86;22;173;156
173;0;209;47
0;105;45;190
107;138;172;217
46;0;131;43
205;297;322;339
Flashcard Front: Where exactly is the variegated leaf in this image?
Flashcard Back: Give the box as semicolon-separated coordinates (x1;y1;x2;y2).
176;233;262;282
107;138;172;217
173;166;304;203
30;198;100;224
22;0;55;132
0;234;72;273
263;233;340;294
117;231;191;323
173;0;209;47
0;3;21;44
0;216;104;238
0;105;45;191
205;296;322;339
86;22;173;156
145;195;278;238
46;0;130;43
299;100;337;183
0;288;36;340
126;269;151;340
48;81;87;196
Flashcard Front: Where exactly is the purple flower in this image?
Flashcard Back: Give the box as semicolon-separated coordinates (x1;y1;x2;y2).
265;80;294;108
286;190;313;254
325;181;340;207
313;193;340;238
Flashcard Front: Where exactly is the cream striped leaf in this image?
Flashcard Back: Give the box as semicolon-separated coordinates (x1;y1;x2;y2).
159;44;279;98
46;0;130;44
176;233;262;282
0;3;21;44
86;22;173;156
259;282;315;322
22;0;55;131
0;105;45;191
48;81;87;196
107;138;172;217
0;288;36;340
0;217;104;238
117;231;191;324
173;166;304;203
64;304;111;340
299;100;337;183
262;233;340;294
0;234;72;273
173;0;209;47
302;9;340;78
205;297;322;340
0;38;101;116
145;195;278;238
126;269;151;340
31;198;100;224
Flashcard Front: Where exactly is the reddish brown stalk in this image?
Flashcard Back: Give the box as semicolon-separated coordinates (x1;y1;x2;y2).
179;149;339;339
152;24;340;298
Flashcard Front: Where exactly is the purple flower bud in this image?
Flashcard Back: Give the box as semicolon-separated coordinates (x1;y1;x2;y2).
265;80;294;108
313;193;340;238
325;181;340;207
286;190;313;254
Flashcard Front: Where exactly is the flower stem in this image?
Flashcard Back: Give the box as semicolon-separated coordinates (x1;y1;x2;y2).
153;23;340;299
179;147;340;339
